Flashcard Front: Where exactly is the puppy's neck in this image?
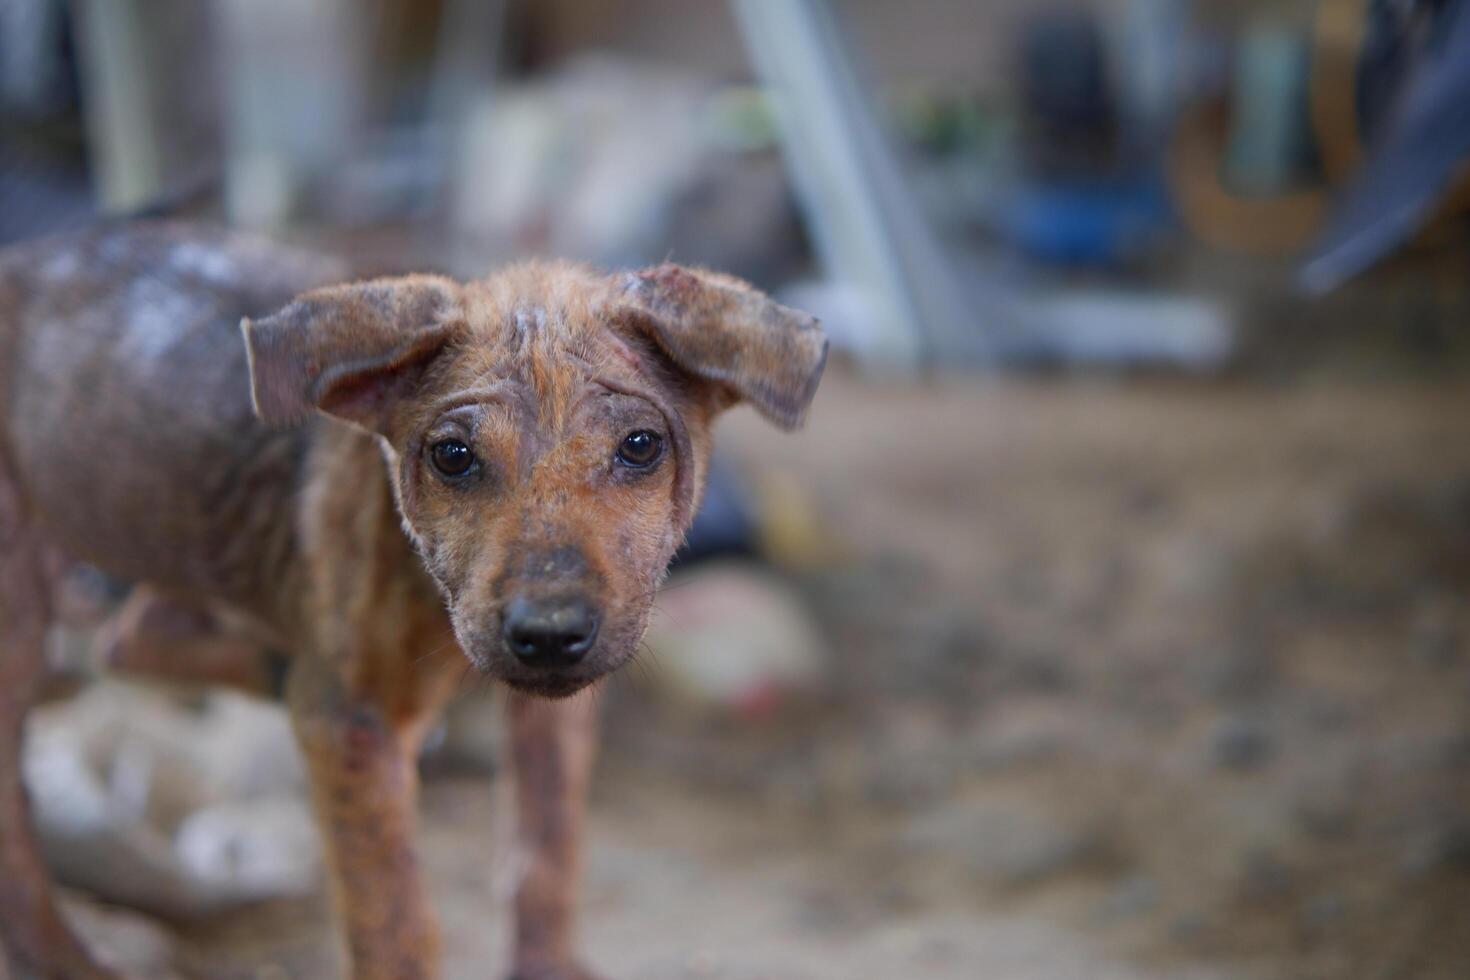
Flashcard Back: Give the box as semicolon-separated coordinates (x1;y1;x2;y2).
286;421;444;641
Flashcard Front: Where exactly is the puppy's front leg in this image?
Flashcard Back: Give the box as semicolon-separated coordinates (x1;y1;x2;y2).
288;655;442;980
507;691;603;980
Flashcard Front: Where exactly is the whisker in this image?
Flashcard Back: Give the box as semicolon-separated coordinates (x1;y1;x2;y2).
411;638;458;668
629;640;661;690
626;575;703;605
639;639;666;676
573;679;606;713
655;576;704;596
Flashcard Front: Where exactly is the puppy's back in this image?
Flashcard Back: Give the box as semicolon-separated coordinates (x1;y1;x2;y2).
0;223;343;608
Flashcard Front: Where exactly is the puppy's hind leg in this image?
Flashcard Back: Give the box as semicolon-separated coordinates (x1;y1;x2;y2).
0;473;121;979
94;587;284;697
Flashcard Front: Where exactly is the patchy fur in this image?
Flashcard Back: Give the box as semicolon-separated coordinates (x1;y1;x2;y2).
0;223;825;980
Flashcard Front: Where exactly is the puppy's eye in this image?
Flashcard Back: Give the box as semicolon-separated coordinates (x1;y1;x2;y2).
616;430;663;468
429;438;476;478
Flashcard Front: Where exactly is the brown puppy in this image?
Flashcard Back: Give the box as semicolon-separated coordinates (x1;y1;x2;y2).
0;223;825;980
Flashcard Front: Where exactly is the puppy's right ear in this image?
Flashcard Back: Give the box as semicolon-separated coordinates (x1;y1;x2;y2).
242;275;463;433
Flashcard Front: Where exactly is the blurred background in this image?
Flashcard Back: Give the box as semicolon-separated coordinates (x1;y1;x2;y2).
4;0;1470;977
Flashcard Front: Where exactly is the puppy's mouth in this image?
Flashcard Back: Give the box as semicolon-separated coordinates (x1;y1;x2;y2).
502;671;597;699
452;615;637;699
458;644;615;700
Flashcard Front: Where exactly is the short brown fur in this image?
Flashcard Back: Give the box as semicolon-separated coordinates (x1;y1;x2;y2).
0;223;825;980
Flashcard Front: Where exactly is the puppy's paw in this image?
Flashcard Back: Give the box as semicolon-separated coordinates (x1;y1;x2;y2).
506;960;606;980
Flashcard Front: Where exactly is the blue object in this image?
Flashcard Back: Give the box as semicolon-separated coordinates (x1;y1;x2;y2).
999;175;1172;266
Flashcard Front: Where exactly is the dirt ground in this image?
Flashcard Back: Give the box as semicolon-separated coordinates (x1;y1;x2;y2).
50;367;1470;979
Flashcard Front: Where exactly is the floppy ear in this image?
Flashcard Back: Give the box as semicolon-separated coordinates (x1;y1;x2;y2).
618;264;827;429
241;275;463;432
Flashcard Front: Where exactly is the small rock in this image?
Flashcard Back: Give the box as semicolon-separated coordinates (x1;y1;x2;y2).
1123;483;1170;518
1289;762;1360;839
1410;600;1461;668
968;705;1070;773
1436;732;1470;769
1399;821;1470;876
1095;873;1158;922
1238;848;1292;898
1191;644;1273;702
1293;795;1354;839
1169;912;1206;943
1209;716;1275;771
864;754;955;809
1303;697;1357;731
900;796;1098;888
1002;647;1074;693
1301;892;1348;931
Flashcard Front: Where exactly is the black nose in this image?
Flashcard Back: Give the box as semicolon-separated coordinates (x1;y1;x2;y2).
501;596;600;667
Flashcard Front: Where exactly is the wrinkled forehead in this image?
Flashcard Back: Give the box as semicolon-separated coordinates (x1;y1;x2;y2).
441;265;650;421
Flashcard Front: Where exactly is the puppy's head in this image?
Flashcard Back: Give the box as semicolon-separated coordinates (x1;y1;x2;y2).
243;262;825;697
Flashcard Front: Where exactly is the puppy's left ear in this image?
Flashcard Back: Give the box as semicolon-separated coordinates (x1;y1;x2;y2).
618;264;827;429
242;275;463;433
